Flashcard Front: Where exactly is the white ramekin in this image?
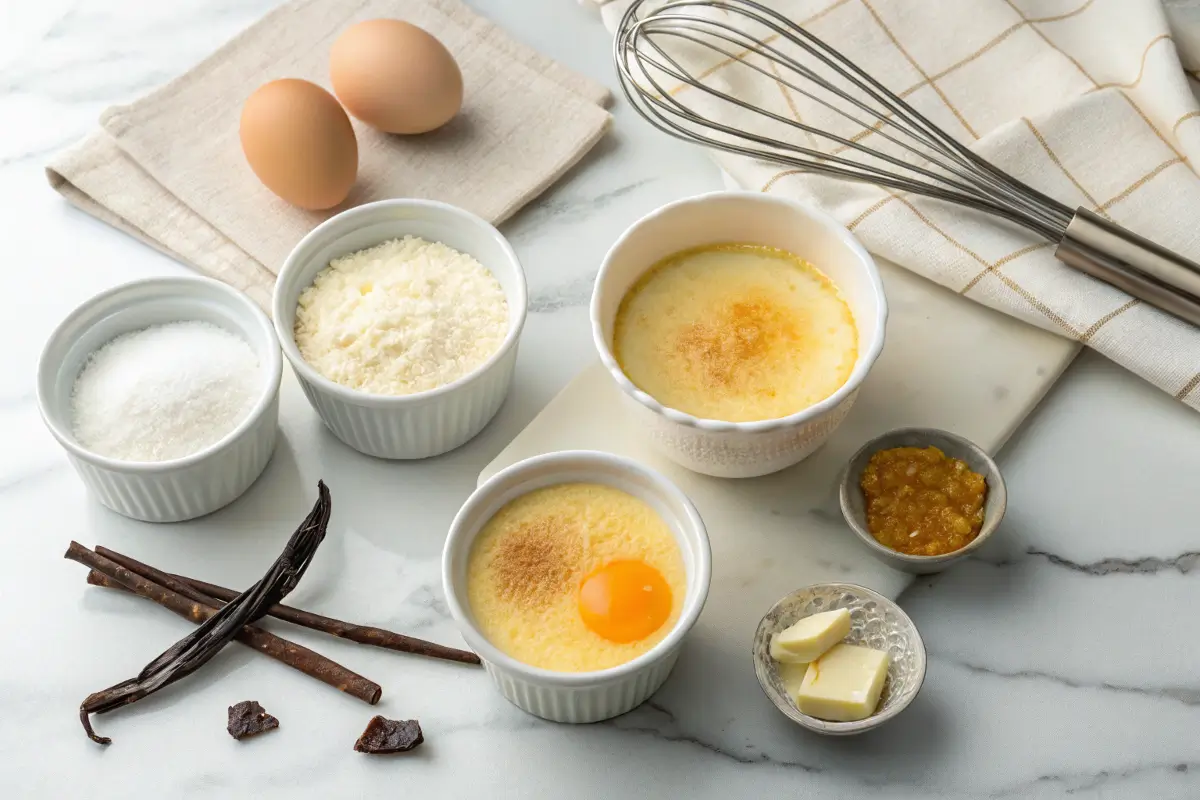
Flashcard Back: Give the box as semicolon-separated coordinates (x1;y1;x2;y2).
273;199;527;460
442;450;712;723
591;191;888;479
36;277;282;523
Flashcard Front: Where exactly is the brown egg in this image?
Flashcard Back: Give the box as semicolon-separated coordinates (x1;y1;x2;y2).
239;79;357;210
330;19;463;135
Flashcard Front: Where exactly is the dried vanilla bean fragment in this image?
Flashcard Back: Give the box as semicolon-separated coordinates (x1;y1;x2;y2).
227;701;279;740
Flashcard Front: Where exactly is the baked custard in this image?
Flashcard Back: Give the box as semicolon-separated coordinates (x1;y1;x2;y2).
466;483;686;672
613;243;857;422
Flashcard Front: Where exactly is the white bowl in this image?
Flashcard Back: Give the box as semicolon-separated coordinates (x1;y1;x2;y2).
273;199;528;459
442;450;712;723
36;277;282;523
590;191;888;478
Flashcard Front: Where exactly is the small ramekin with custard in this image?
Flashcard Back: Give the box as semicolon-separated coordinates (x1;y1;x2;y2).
442;450;711;723
591;191;888;478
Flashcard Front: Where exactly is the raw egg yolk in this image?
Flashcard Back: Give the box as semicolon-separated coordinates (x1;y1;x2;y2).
578;560;672;643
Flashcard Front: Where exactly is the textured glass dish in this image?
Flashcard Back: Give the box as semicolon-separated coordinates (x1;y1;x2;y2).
752;583;926;735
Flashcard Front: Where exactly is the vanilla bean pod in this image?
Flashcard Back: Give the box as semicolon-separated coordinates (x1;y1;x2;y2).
67;481;332;744
91;548;479;665
83;569;381;705
171;573;480;666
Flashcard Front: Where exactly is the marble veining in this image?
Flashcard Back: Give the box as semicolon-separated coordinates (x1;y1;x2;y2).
3;0;1200;798
528;272;598;313
988;763;1198;799
513;177;657;232
937;652;1200;707
611;700;826;770
1024;547;1200;576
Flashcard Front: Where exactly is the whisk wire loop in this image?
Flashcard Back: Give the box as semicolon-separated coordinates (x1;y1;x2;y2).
615;0;1075;242
615;0;1200;327
636;30;1044;224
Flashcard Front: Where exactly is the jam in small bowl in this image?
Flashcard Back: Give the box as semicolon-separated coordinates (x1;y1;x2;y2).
839;427;1006;574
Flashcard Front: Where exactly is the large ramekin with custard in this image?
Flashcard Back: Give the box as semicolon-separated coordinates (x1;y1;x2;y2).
591;191;888;478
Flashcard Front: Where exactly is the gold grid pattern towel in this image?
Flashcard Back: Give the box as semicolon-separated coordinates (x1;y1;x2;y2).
47;0;612;312
595;0;1200;410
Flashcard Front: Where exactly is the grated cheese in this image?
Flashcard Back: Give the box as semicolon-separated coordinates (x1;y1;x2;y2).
294;236;509;396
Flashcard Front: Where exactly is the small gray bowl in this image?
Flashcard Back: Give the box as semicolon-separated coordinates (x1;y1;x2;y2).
752;583;926;735
839;427;1007;574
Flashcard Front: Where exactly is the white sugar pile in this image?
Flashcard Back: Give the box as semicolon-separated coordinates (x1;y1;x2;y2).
70;321;260;462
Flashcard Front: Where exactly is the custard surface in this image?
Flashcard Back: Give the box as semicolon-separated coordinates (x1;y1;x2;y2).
466;483;686;672
613;244;857;422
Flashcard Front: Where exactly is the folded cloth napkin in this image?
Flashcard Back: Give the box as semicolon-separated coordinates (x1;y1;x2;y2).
48;0;612;311
593;0;1200;411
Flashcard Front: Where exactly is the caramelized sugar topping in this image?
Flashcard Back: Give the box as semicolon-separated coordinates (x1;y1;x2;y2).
674;296;798;395
491;517;582;610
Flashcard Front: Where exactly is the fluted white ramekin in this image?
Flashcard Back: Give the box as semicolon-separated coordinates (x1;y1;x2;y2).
442;450;712;723
37;277;282;523
273;200;527;460
591;191;888;479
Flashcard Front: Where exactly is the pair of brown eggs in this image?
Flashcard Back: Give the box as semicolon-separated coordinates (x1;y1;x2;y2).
240;19;463;210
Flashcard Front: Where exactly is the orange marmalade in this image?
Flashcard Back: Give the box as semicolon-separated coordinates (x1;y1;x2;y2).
859;446;987;557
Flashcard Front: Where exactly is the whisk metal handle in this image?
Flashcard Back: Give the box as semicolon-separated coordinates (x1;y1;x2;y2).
1056;208;1200;328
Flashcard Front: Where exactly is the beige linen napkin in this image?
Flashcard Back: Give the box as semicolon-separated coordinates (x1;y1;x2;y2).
48;0;612;312
594;0;1200;410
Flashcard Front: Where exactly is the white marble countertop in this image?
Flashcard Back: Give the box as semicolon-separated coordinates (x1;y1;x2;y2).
3;1;1199;797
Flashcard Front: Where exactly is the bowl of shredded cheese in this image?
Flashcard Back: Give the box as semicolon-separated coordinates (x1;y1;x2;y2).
273;199;527;459
37;276;282;522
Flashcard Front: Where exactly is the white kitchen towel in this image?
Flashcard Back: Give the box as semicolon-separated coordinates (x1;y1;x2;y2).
48;0;612;312
593;0;1200;410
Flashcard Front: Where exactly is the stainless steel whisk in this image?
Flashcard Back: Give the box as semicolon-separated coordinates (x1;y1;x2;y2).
615;0;1200;327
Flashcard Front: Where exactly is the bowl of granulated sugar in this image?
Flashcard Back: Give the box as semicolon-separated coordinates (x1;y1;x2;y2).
37;276;282;522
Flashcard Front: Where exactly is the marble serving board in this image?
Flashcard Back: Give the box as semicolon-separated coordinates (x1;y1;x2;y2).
482;258;1079;626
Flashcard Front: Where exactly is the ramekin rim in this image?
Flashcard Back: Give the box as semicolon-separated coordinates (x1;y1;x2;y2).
272;199;529;409
36;275;283;474
441;449;713;687
589;190;888;433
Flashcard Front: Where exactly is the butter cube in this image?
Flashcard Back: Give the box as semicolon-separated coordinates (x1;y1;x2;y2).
795;643;889;722
769;608;851;663
777;660;810;697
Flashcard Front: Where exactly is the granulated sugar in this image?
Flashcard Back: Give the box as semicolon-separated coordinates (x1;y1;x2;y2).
70;321;260;462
